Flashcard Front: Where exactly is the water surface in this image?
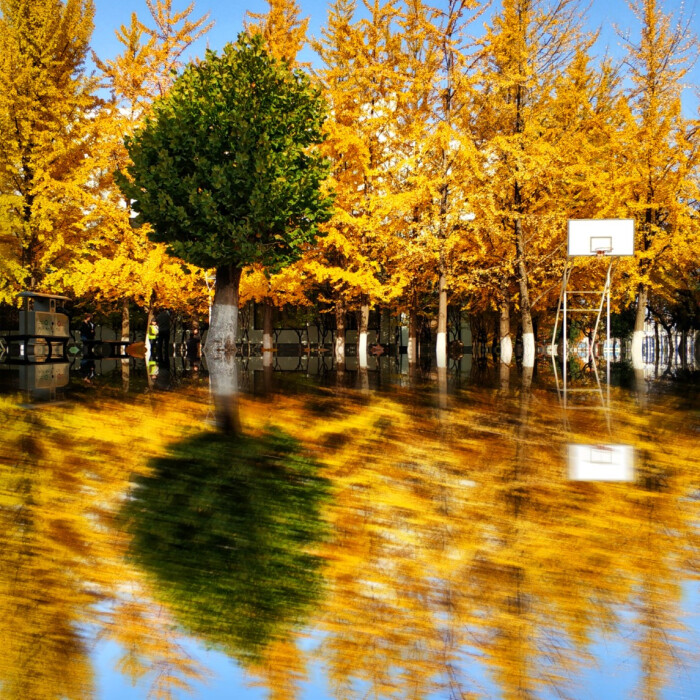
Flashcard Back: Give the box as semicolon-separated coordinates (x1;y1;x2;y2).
0;360;697;699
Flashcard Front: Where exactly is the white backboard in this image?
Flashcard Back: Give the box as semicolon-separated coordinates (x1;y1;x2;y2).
567;444;635;482
568;219;635;257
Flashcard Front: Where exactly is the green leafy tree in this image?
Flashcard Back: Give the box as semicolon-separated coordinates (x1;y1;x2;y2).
118;32;332;355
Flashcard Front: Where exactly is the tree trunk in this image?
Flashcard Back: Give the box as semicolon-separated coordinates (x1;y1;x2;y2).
358;367;369;391
263;361;274;393
499;362;510;393
499;302;512;365
380;307;391;346
654;322;660;378
204;264;241;356
121;298;130;342
121;358;130;392
631;284;647;369
436;271;447;368
437;366;447;408
334;299;345;369
120;298;130;390
358;298;369;369
680;329;688;370
407;289;418;367
145;295;156;359
515;217;535;367
262;299;274;368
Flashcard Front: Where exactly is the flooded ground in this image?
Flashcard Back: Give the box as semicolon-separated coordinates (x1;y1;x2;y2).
0;356;698;699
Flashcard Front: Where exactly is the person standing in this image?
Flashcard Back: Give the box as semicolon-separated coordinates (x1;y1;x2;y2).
80;313;95;344
156;308;171;360
146;318;159;358
186;327;201;360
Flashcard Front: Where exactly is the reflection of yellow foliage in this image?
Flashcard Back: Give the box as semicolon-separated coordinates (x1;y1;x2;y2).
0;391;209;699
239;385;699;700
0;380;696;700
248;637;309;700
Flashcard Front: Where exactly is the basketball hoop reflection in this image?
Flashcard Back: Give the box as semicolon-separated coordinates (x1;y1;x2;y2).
552;219;637;483
567;444;635;482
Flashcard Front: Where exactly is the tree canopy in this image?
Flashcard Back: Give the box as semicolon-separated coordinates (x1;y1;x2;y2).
0;0;697;361
118;32;333;274
0;0;97;301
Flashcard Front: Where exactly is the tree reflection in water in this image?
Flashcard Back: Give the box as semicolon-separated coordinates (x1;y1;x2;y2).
124;426;329;666
0;370;697;700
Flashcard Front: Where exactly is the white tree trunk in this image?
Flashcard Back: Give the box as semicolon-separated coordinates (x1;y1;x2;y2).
500;303;512;364
436;332;447;368
204;265;241;357
501;336;513;365
436;272;447;368
262;300;273;368
631;330;645;370
335;301;345;368
145;304;155;359
206;303;238;355
522;332;535;368
358;301;369;369
407;336;417;365
358;332;368;369
515;216;535;369
334;334;345;365
631;284;647;370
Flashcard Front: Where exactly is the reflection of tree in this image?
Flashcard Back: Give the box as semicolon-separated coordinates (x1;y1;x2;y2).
464;394;699;700
243;387;699;700
0;392;209;700
625;427;695;700
467;391;589;699
125;428;329;666
0;377;697;700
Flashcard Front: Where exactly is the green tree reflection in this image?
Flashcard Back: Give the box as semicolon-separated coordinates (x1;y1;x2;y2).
125;428;329;665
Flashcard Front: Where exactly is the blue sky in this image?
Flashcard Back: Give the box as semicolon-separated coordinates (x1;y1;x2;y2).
88;0;699;116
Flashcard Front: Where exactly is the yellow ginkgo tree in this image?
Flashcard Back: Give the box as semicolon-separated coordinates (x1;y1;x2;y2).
315;0;436;368
471;0;592;370
0;0;98;303
68;0;213;338
617;0;699;368
400;0;482;367
245;0;309;65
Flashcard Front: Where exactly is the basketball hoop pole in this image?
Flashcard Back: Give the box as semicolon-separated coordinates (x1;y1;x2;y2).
589;259;610;352
563;276;567;405
606;262;611;394
557;219;634;402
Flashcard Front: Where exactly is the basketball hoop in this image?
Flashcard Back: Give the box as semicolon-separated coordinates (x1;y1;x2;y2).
594;247;610;258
